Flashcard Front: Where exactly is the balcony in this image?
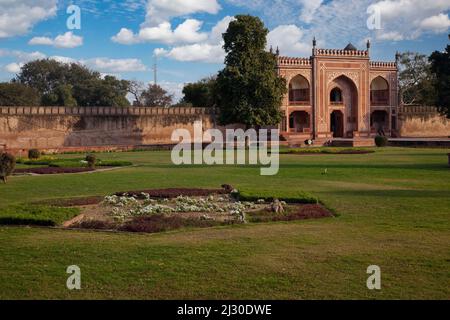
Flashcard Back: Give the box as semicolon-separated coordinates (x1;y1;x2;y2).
371;90;389;106
289;89;310;106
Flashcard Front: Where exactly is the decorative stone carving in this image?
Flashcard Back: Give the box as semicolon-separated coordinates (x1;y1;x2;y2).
327;71;359;88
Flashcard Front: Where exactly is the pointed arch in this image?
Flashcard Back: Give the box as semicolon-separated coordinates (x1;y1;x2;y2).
289;74;310;105
328;75;359;135
370;76;390;106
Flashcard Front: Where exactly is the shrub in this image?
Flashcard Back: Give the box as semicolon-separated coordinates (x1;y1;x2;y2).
28;149;41;159
85;154;96;168
375;136;388;147
0;153;16;183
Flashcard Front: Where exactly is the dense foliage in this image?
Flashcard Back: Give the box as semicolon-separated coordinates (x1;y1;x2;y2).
398;52;436;106
375;136;388;147
216;15;286;128
182;77;217;108
0;83;40;106
429;43;450;118
0;152;16;183
28;149;41;160
14;59;130;107
139;84;173;107
85;154;97;168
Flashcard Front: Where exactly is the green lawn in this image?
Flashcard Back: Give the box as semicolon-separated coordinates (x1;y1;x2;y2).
0;147;449;299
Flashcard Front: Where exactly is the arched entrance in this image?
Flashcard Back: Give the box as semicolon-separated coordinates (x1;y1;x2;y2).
328;76;358;137
371;110;389;135
330;110;344;138
289;111;311;133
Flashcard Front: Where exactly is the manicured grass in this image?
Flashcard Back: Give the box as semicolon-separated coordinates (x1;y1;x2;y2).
0;147;449;299
279;147;376;154
0;205;79;226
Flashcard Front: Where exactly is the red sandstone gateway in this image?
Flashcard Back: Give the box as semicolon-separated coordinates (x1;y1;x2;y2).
278;41;399;146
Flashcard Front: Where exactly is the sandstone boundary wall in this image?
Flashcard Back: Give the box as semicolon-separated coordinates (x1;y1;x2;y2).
0;106;215;155
398;106;450;138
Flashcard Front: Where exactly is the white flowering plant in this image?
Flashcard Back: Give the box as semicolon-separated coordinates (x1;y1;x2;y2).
102;193;259;223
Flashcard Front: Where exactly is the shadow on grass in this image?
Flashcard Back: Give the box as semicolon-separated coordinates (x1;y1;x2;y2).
278;163;449;172
331;188;450;199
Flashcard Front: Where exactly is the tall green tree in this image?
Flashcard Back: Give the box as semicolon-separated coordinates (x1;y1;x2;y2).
398;52;436;105
182;76;217;108
215;15;286;128
0;83;40;106
429;43;450;118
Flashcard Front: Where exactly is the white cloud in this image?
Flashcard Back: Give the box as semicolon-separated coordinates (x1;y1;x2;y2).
82;58;147;72
4;62;24;73
163;43;225;63
49;55;77;64
112;28;139;45
113;19;208;45
112;0;223;46
0;49;147;74
0;0;57;38
298;0;323;23
144;0;221;26
420;13;450;33
376;31;404;41
0;49;47;62
225;0;450;51
159;80;185;102
267;25;311;56
152;16;235;64
49;56;146;72
154;48;169;57
209;15;235;43
28;37;54;46
29;32;83;48
368;0;450;40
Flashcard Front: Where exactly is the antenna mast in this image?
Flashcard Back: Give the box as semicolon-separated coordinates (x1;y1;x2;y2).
153;55;158;85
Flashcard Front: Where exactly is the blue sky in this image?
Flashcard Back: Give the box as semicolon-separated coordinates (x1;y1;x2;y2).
0;0;449;101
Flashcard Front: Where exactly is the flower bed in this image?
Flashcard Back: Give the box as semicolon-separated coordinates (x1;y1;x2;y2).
115;188;229;199
64;189;334;234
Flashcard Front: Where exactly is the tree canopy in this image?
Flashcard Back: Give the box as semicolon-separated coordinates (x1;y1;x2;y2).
215;15;286;128
139;84;173;108
182;77;217;108
14;59;130;107
429;43;450;118
398;52;436;106
0;82;40;106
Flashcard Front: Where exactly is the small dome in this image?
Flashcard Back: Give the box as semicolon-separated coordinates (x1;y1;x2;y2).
344;43;357;51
